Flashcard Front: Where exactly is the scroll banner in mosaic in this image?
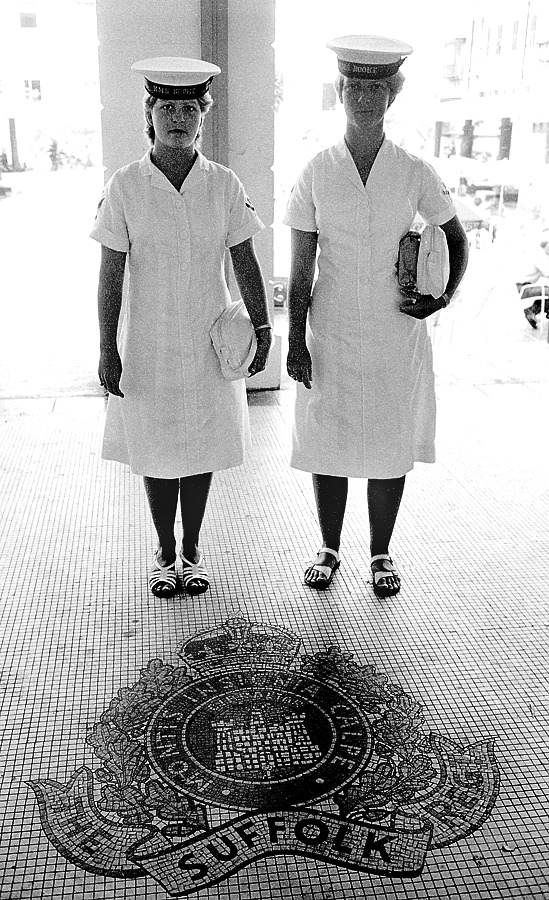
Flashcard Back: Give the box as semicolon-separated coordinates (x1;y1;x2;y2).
128;808;432;891
29;618;500;894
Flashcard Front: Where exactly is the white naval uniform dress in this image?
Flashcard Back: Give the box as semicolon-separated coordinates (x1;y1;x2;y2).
90;150;264;478
283;138;456;479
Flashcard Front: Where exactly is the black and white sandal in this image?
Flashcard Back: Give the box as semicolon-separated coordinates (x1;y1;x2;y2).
370;554;401;597
148;553;177;597
181;551;210;595
304;546;340;589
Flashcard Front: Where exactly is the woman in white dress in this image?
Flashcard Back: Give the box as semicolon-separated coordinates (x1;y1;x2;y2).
92;58;272;597
284;36;468;596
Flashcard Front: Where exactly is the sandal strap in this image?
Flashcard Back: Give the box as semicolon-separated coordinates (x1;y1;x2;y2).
371;555;399;585
308;564;334;580
181;552;209;586
306;548;341;581
149;557;177;589
318;546;340;562
373;569;399;585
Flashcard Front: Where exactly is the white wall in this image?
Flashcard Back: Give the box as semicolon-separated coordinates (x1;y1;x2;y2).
228;0;275;286
228;0;278;388
95;0;202;179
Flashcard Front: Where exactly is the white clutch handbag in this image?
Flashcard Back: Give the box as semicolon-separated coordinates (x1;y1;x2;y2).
210;300;257;381
416;225;450;299
397;225;450;299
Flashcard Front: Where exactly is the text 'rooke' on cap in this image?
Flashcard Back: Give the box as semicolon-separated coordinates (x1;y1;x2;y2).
327;35;413;80
131;57;221;99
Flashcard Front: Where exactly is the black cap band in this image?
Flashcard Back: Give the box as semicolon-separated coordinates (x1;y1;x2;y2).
144;77;213;99
338;59;404;79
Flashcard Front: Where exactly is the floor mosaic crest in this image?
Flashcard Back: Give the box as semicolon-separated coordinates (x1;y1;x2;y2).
29;617;500;896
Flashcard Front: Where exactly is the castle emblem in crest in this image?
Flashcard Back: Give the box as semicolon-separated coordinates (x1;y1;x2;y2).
29;618;499;894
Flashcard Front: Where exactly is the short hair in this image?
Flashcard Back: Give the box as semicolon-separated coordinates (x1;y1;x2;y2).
335;71;405;105
143;91;213;146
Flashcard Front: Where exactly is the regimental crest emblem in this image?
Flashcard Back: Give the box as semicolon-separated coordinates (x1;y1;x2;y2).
29;618;499;895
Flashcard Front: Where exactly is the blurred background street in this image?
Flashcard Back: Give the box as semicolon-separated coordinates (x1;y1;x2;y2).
0;167;102;401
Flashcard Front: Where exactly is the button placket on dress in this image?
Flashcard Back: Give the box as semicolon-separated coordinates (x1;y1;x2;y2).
358;188;372;467
93;150;263;478
174;187;194;469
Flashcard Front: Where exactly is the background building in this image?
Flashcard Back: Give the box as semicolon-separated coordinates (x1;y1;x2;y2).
433;0;549;213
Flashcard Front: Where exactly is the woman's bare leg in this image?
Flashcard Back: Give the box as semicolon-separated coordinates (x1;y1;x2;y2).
368;475;405;593
305;474;348;586
143;476;179;565
179;473;213;563
367;476;406;556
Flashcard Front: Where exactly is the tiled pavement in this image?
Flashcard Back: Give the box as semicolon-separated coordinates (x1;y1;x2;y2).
2;230;549;898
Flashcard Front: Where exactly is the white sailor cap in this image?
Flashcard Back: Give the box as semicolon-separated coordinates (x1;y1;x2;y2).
327;35;413;80
131;57;221;99
210;301;257;381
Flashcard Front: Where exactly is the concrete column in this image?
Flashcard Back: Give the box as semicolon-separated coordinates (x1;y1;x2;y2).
498;117;513;160
434;121;443;158
227;0;278;388
201;0;228;166
8;119;22;171
95;0;202;179
460;119;474;158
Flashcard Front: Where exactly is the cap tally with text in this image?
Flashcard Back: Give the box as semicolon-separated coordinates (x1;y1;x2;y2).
327;35;413;80
131;57;221;99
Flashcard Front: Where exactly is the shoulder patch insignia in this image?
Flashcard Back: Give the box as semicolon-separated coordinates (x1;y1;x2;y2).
94;196;105;220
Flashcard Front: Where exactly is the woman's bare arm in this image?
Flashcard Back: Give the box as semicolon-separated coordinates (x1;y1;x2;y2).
286;228;318;388
229;237;272;377
97;245;126;396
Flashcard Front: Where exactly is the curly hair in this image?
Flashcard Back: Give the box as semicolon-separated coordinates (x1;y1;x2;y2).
335;71;405;106
143;91;213;146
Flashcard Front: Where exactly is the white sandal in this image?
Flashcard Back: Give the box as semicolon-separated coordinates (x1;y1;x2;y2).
148;552;177;596
304;546;340;589
180;551;210;595
371;554;401;597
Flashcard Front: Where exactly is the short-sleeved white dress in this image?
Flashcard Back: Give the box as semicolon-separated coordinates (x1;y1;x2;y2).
90;150;264;478
282;138;455;479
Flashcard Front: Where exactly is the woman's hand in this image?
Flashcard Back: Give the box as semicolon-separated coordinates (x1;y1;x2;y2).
247;328;273;378
229;238;271;379
399;290;446;319
287;340;312;389
98;346;124;397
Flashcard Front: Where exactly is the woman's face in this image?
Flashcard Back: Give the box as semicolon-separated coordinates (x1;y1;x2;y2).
341;78;391;128
151;98;202;149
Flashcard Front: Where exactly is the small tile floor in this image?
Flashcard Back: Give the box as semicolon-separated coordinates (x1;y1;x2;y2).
2;263;549;899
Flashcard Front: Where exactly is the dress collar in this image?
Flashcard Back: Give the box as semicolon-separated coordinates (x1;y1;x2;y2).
139;148;211;192
336;136;388;190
